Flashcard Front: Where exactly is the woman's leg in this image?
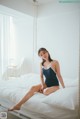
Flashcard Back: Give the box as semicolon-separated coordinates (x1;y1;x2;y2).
8;84;42;111
43;86;59;95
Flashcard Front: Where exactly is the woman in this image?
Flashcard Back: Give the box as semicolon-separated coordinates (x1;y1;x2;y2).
8;47;65;111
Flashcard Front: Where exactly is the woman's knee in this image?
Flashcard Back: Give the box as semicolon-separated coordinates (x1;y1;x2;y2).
43;88;49;95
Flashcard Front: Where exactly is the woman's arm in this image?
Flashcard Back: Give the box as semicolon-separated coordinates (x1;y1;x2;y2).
55;61;65;88
40;63;45;87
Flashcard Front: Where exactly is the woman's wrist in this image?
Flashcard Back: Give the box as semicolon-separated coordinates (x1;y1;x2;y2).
63;86;65;88
41;83;44;86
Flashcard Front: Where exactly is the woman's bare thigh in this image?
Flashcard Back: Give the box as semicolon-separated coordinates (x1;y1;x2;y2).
31;84;42;92
43;86;59;95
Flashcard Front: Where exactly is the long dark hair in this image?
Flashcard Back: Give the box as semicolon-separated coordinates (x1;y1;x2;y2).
38;48;53;66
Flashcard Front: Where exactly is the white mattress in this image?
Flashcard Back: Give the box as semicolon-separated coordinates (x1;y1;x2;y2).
0;73;79;119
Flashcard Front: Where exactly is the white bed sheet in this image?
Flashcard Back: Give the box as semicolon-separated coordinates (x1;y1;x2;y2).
0;73;79;119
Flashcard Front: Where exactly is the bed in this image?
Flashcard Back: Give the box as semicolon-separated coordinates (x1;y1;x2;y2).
0;73;79;119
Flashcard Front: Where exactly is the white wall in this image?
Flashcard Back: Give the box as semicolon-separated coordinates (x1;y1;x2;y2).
34;1;80;79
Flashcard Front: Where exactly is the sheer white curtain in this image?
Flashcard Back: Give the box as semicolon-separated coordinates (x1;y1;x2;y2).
0;5;35;78
0;14;16;78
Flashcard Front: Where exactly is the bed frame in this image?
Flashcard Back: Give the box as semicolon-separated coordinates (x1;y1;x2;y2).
0;104;31;119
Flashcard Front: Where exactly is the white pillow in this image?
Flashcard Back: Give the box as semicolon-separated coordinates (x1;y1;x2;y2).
59;78;78;88
20;73;41;87
20;73;33;80
2;67;20;80
42;87;78;110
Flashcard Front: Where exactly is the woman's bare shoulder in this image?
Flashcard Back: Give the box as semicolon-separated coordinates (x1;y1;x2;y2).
51;60;59;71
51;60;59;65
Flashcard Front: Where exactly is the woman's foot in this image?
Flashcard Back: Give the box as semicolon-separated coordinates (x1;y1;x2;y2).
8;105;21;111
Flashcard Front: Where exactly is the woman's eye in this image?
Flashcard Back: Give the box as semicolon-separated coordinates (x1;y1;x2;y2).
43;52;45;54
40;55;42;57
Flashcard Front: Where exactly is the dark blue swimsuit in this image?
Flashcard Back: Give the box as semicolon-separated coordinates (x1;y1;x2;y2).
42;66;59;87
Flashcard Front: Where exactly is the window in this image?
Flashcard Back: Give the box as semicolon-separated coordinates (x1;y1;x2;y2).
0;14;16;77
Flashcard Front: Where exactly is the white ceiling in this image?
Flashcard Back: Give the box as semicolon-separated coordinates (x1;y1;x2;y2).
27;0;54;5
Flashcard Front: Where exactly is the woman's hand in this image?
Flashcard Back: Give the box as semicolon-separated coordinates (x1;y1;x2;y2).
40;84;46;93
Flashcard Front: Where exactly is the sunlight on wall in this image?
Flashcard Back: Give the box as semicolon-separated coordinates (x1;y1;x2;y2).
0;14;17;76
8;16;16;66
9;17;16;60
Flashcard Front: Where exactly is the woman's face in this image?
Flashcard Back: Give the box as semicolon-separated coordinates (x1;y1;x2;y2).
39;50;49;60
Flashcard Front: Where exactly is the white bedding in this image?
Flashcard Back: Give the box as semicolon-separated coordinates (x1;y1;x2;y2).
0;73;79;119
